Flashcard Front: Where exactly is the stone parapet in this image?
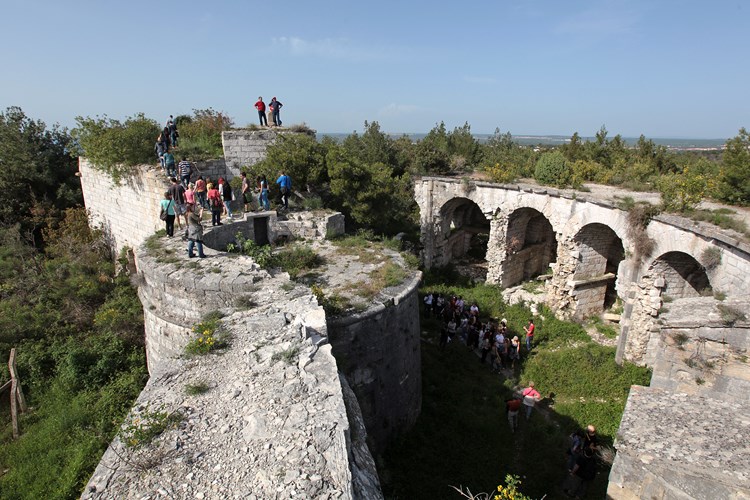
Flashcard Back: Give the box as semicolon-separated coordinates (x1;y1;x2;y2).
327;272;423;453
607;385;750;499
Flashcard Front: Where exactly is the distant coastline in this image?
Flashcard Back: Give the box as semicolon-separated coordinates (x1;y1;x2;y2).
318;133;725;151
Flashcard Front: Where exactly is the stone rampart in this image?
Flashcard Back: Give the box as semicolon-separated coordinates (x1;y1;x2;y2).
327;273;423;453
83;236;384;499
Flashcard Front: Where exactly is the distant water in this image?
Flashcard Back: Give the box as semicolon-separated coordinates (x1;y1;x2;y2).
319;133;725;150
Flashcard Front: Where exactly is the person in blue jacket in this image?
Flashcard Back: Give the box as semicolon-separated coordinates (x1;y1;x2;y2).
276;171;291;210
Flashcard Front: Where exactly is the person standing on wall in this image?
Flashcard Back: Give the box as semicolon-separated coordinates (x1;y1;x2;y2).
178;157;193;187
276;171;291;210
168;118;179;147
255;97;267;126
164;150;176;178
269;97;283;127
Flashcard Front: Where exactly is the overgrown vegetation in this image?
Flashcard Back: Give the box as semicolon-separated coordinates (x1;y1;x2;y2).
120;405;182;448
174;108;234;160
71;113;160;183
227;233;324;279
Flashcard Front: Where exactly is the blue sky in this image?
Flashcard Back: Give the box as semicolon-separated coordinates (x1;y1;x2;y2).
2;0;748;138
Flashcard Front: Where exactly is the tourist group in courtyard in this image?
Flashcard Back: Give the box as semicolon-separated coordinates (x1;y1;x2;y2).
424;291;600;498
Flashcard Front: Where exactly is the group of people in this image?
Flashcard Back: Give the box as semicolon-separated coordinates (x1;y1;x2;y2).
158;168;294;258
155;116;180;173
253;97;283;127
424;291;536;372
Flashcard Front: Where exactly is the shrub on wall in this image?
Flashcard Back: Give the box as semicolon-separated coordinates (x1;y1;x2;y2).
176;108;234;160
534;151;571;187
71;113;160;183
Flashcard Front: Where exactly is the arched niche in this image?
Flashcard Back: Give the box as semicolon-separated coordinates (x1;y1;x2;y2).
649;251;710;298
501;207;557;287
571;223;625;316
439;197;490;263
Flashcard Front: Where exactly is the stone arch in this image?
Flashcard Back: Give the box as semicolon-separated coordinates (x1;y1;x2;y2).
439;197;490;263
649;251;710;298
501;207;557;287
571;223;625;317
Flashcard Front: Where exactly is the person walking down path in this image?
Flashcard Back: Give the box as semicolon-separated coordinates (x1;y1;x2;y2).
524;318;535;351
178;157;193;187
505;397;522;433
207;182;223;226
160;192;176;237
164;151;176;178
276;171;291;210
168;177;188;230
219;177;234;221
269;97;283;126
241;172;252;212
255;97;268;126
258;174;270;210
522;382;541;421
186;203;207;258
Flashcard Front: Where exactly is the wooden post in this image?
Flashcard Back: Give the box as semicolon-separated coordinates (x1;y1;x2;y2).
8;348;26;439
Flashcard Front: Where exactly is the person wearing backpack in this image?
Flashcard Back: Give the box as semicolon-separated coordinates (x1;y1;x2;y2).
207;182;223;226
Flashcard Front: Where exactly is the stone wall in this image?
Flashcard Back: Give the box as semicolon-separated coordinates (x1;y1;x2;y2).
79;158;169;254
221;129;282;176
327;273;423;454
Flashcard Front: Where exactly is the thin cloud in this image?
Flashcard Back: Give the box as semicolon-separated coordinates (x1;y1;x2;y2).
463;76;497;84
554;3;640;37
272;36;387;62
378;103;420;117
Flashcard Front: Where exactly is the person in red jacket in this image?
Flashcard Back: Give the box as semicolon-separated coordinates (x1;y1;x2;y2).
254;97;267;126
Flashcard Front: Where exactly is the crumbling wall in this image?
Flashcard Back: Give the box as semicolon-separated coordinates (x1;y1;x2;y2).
221;129;282;176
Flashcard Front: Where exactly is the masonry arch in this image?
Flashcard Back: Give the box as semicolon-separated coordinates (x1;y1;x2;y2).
501;207;557;287
649;251;710;298
571;223;625;317
439;197;490;262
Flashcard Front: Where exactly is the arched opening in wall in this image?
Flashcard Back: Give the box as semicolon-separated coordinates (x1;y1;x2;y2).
571;223;625;317
501;208;557;288
439;198;490;280
649;251;710;299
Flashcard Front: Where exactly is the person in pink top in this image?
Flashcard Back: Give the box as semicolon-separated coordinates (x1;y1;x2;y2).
185;183;196;205
522;381;541;421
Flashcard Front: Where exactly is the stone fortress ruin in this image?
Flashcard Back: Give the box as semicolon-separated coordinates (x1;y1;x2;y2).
78;131;749;499
415;177;750;499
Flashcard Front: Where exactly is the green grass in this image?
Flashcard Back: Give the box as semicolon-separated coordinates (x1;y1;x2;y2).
683;208;750;239
382;275;651;500
273;245;324;279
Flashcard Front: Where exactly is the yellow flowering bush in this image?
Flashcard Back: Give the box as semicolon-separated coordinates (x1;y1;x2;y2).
185;311;227;355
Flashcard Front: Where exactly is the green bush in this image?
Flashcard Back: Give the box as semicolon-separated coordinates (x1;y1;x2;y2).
71;113;160;183
175;108;233;160
534;151;571;187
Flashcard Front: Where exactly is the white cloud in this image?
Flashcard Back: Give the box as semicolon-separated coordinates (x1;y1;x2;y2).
378;103;420;117
463;76;497;84
272;36;386;62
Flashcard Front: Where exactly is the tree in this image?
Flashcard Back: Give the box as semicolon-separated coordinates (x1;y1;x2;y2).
718;128;750;204
447;122;481;171
534;151;571;187
0;106;81;239
561;132;584;163
414;122;451;174
251;133;328;190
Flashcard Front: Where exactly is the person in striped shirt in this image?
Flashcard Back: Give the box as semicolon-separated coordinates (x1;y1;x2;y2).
178;158;193;187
